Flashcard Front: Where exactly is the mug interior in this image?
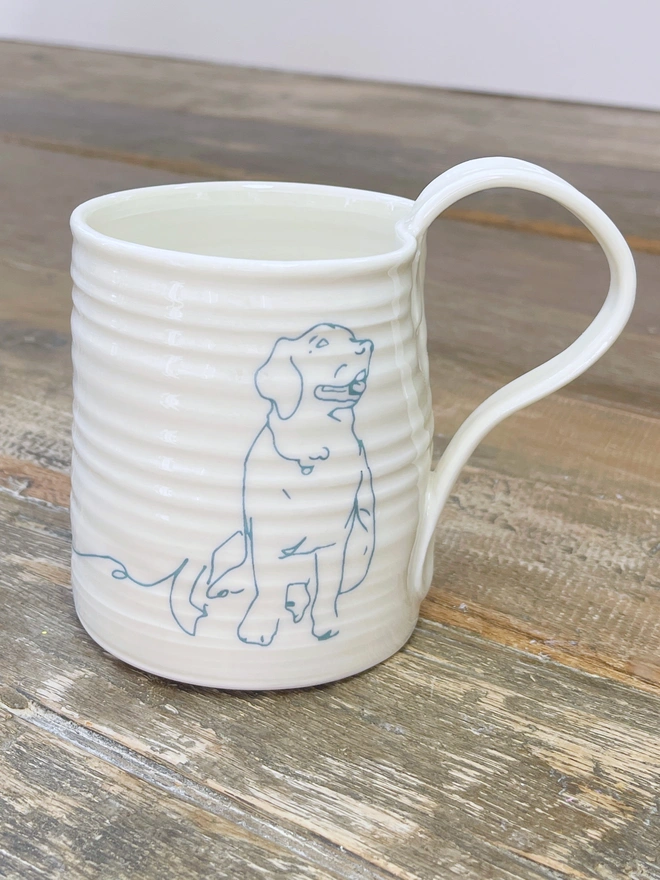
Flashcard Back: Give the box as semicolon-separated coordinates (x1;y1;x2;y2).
80;182;413;262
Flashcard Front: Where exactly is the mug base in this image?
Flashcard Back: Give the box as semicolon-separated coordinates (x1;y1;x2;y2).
72;586;419;691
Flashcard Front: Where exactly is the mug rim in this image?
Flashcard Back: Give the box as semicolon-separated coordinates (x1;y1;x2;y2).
70;180;418;278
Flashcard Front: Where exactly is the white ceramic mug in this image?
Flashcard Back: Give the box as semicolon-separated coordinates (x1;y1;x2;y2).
70;158;636;689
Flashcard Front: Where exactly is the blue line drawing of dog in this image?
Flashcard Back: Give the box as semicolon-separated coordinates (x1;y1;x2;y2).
190;322;376;646
74;323;375;646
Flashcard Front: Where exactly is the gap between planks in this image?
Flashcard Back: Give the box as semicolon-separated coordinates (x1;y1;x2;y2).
0;686;398;880
3;131;660;257
3;454;659;697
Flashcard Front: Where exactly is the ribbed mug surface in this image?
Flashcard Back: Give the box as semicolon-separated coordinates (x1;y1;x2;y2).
70;182;433;688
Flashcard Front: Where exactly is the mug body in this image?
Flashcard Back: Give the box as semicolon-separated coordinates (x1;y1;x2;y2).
70;182;433;688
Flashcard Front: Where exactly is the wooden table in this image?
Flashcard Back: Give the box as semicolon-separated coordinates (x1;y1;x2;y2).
1;41;659;880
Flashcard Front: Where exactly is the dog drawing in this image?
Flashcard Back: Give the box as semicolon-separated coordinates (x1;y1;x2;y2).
198;322;376;645
75;323;376;647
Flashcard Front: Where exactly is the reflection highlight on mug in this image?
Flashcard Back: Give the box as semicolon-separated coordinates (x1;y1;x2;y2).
74;323;376;647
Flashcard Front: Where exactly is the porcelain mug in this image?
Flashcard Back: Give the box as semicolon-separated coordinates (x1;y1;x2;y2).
70;158;636;689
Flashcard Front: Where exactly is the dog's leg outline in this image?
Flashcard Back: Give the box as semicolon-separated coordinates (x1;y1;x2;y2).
285;581;312;623
339;446;376;599
168;529;248;635
236;518;282;647
310;547;345;641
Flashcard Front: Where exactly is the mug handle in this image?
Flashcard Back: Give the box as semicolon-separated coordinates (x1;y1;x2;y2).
402;157;636;600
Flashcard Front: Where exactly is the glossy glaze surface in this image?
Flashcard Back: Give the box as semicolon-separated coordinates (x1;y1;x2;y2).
70;163;635;688
71;182;432;687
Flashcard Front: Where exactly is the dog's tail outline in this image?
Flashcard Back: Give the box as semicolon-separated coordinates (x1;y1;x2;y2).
73;533;248;638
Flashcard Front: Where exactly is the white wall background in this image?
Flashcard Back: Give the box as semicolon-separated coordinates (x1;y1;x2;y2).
1;0;659;110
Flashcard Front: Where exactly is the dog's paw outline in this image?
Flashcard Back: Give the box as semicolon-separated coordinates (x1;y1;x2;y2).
312;620;340;641
237;616;280;647
285;581;312;623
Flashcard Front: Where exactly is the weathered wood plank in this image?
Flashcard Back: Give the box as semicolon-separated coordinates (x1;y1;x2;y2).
3;41;660;174
0;260;71;334
423;463;660;689
0;272;72;476
0;456;69;509
2;91;660;247
0;501;659;880
0;142;191;272
0;702;361;880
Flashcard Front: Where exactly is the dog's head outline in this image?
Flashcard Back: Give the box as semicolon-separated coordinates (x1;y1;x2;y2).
255;323;374;420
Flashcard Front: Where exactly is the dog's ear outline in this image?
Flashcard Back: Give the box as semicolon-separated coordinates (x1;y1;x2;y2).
255;337;304;420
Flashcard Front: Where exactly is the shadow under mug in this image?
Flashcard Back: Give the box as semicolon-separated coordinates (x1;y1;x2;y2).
69;158;636;689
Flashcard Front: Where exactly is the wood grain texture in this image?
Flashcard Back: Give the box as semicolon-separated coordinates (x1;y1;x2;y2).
0;142;192;272
0;709;358;880
3;41;660;173
0;456;70;509
2;38;660;247
0;495;659;880
2;90;660;248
